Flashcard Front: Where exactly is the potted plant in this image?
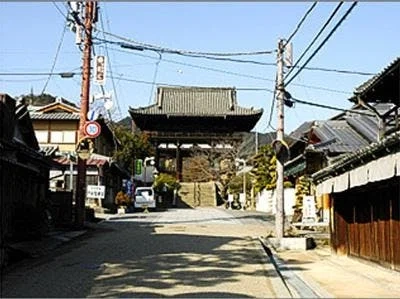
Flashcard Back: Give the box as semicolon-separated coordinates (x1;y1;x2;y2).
114;191;131;214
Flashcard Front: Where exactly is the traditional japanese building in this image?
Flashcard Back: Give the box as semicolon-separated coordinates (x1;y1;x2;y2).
28;95;129;208
312;57;400;271
129;86;263;181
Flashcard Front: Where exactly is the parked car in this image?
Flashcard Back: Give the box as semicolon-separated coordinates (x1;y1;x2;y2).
134;187;156;210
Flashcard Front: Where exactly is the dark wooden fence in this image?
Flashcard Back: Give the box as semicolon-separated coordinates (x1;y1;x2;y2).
332;177;400;271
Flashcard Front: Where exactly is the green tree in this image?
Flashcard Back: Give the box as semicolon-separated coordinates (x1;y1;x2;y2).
227;173;252;195
250;144;277;192
153;173;180;193
112;125;154;174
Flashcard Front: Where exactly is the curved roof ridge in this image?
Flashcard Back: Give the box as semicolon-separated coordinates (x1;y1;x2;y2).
129;86;263;116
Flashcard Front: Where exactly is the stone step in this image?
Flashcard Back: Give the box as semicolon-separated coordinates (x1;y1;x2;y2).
178;182;216;207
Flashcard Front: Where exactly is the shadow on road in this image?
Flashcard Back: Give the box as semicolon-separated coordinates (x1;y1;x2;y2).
2;216;309;298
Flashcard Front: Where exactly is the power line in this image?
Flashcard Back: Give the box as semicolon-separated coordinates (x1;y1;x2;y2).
41;21;68;94
0;69;351;96
237;87;274;92
290;96;373;116
0;78;48;82
291;82;350;94
107;74;274;92
106;45;352;95
106;45;275;82
99;5;123;119
52;1;68;19
96;29;276;56
96;37;276;66
299;65;375;76
285;2;318;45
286;2;358;86
107;41;374;79
177;54;275;65
285;2;344;81
148;53;162;104
267;74;278;129
0;72;80;76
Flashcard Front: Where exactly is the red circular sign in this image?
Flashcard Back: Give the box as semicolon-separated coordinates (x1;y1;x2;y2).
84;121;101;138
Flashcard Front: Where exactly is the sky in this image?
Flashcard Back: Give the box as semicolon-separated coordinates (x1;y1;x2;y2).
1;2;399;134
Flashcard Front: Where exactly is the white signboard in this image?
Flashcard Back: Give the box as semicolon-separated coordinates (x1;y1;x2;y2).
239;193;246;204
302;195;317;223
87;185;105;199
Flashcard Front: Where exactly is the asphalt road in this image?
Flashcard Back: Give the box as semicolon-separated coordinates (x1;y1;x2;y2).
1;207;286;298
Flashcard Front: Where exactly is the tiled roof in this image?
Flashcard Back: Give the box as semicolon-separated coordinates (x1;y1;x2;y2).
30;112;79;120
312;130;400;182
27;97;79;111
301;103;398;154
310;120;370;153
129;86;263;116
288;121;313;145
355;57;400;95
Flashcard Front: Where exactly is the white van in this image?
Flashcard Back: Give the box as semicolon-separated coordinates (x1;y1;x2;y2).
134;187;156;210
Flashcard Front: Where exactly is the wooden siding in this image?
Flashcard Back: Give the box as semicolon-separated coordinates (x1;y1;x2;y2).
392;193;400;271
332;177;400;271
33;119;78;131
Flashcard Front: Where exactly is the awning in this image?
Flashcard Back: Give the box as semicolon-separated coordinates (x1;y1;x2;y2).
54;156;109;167
368;154;397;182
333;172;349;193
315;152;400;195
349;163;369;188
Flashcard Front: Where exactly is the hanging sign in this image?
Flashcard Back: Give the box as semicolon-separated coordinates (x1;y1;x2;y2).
94;55;106;85
87;109;100;121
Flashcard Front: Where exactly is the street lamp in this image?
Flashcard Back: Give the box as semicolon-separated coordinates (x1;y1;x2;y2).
143;156;155;185
235;158;247;210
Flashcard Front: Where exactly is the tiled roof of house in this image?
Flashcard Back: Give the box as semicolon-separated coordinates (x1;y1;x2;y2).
312;130;400;182
292;103;398;154
355;57;400;95
27;96;79;112
287;121;313;145
310;120;371;153
30;112;80;120
54;155;109;167
129;86;263;116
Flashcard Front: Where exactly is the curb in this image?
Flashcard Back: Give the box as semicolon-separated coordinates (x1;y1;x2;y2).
259;237;334;298
254;237;292;298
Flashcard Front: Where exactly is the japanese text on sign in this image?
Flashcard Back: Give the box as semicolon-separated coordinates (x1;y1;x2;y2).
87;185;105;199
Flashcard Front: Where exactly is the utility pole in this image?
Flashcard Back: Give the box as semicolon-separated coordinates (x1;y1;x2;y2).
275;39;285;239
75;1;94;228
255;131;258;154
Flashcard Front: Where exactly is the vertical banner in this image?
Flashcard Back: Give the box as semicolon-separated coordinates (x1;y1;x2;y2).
94;55;106;85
